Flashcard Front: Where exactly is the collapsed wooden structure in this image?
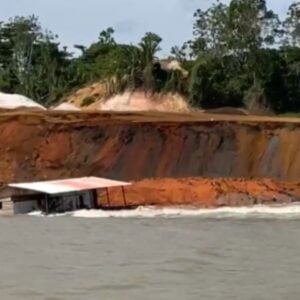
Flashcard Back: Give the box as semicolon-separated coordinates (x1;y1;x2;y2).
0;177;131;216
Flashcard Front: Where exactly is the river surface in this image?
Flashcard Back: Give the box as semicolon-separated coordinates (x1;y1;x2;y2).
0;206;300;300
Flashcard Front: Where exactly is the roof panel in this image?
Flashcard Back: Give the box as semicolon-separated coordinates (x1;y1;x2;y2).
9;177;131;194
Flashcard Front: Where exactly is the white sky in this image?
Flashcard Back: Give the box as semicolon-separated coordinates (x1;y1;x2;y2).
0;0;294;56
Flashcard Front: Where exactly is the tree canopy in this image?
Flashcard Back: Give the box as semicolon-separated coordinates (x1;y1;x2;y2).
1;1;300;113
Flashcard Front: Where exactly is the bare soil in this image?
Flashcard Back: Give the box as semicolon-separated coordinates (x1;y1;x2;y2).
99;177;300;208
1;109;300;207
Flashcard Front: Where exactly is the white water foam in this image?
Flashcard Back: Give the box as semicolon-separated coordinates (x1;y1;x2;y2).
27;204;300;219
27;211;68;218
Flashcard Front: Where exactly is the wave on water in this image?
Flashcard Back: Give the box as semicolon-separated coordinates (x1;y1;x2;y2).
27;203;300;219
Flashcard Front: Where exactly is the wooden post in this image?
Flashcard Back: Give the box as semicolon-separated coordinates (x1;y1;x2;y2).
122;186;127;207
92;189;98;209
106;188;111;207
45;194;49;215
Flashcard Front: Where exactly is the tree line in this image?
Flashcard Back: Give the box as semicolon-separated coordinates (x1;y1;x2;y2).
1;1;300;113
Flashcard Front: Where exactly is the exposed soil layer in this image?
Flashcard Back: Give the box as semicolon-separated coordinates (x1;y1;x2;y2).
99;178;300;208
1;110;300;185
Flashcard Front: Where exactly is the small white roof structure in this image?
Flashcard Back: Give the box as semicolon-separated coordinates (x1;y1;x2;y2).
9;177;131;195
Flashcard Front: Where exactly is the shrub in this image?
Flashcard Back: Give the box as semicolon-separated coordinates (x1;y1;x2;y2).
81;96;95;107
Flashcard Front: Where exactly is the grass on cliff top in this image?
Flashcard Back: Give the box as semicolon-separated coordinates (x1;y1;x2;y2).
278;112;300;118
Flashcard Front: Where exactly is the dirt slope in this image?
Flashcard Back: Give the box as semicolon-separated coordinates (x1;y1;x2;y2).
63;82;191;112
100;178;300;208
0;110;300;185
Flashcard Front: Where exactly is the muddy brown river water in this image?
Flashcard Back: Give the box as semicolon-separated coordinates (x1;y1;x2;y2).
0;208;300;300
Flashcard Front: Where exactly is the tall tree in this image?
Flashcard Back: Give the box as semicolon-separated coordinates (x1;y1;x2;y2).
0;15;73;104
228;0;280;58
191;0;229;59
98;27;116;46
284;2;300;47
139;32;162;91
139;32;162;65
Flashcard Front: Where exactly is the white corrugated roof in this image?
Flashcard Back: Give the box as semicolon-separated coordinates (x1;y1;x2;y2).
9;177;131;194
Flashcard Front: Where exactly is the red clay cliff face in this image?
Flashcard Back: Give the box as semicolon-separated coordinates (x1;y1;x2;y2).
0;111;300;185
99;178;300;208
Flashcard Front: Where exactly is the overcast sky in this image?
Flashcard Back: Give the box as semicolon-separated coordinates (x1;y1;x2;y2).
0;0;294;55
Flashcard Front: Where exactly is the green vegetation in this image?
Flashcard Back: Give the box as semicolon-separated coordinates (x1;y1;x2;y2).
1;1;300;113
81;96;96;107
278;112;300;117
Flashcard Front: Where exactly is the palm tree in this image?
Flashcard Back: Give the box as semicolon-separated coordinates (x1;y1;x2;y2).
138;32;162;91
